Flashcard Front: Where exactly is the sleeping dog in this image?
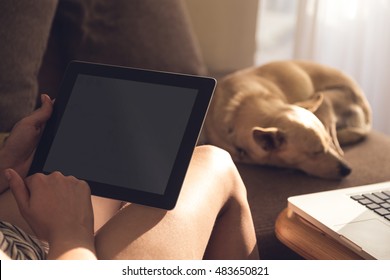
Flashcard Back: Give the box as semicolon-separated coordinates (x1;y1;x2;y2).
202;60;371;179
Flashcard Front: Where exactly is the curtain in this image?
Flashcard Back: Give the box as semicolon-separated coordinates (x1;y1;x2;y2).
256;0;390;135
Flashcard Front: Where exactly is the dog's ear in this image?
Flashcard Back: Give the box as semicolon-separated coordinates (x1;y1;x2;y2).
295;93;324;113
252;127;285;151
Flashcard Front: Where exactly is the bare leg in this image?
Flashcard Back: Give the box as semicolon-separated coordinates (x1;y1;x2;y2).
94;145;259;260
0;145;259;259
91;196;122;232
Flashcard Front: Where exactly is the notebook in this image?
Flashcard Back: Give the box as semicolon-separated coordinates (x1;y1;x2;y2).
288;181;390;259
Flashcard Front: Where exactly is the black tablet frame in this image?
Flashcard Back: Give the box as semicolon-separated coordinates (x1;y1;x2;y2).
29;61;216;210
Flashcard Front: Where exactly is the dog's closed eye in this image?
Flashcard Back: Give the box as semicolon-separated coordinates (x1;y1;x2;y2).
235;146;248;159
310;149;324;157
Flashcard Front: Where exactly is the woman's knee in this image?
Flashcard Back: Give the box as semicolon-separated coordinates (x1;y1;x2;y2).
194;145;233;167
194;145;235;170
193;145;235;178
192;145;248;198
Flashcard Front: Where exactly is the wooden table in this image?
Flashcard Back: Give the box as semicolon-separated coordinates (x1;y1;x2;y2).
275;208;363;260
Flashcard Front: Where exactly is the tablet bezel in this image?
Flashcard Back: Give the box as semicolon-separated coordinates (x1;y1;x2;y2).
29;61;216;210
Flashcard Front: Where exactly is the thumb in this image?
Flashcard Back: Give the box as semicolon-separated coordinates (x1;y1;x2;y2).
5;169;30;212
32;94;53;126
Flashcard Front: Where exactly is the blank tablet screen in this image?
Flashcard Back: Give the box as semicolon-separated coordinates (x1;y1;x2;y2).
43;74;197;195
30;61;216;209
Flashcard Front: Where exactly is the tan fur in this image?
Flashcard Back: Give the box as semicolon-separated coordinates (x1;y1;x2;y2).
202;60;372;179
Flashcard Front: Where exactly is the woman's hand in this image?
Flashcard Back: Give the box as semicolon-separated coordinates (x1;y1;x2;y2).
6;169;96;259
0;95;53;193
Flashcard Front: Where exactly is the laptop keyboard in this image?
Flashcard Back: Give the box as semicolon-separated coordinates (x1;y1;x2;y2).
351;190;390;221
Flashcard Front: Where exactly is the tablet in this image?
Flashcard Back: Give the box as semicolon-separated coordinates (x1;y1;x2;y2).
29;61;216;210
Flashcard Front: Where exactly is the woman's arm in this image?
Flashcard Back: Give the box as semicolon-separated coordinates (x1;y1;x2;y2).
1;97;98;260
0;95;53;194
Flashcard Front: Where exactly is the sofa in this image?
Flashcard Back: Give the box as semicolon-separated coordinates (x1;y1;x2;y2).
1;0;390;259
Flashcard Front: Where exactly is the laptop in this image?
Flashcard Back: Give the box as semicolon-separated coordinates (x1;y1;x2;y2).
288;181;390;259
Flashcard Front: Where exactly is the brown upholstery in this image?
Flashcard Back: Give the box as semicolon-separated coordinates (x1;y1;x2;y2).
0;1;57;131
38;0;207;100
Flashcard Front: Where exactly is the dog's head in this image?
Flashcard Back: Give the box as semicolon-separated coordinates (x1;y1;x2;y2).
227;95;351;179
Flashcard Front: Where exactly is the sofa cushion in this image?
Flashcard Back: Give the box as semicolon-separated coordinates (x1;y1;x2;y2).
38;0;207;99
0;1;57;131
238;131;390;259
